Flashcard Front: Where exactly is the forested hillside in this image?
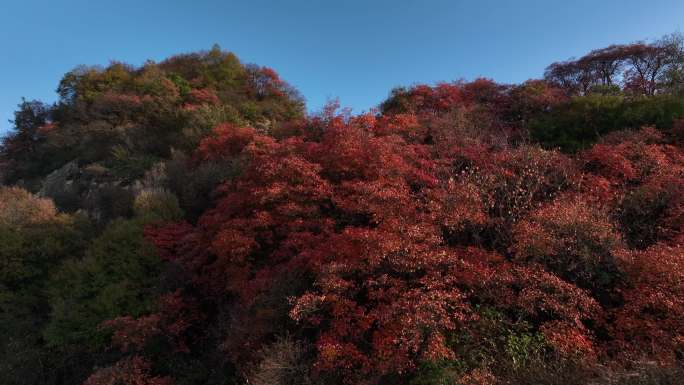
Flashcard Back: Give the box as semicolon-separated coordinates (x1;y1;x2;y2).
1;36;683;385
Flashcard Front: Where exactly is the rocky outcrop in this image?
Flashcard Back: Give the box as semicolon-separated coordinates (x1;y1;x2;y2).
38;160;80;198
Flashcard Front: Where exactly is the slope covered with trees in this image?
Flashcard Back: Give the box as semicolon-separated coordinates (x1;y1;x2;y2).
1;37;683;385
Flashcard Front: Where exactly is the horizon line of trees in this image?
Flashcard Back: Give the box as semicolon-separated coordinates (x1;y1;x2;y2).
544;33;684;96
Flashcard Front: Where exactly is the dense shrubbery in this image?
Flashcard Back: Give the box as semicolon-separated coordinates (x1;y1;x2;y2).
530;94;684;151
1;37;684;385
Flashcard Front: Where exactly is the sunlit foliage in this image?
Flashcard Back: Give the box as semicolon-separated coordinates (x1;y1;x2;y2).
1;36;684;385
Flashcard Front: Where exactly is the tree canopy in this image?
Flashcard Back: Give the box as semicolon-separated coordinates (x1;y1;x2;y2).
1;37;684;385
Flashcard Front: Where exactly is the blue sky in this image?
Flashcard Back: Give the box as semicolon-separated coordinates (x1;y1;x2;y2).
1;0;683;135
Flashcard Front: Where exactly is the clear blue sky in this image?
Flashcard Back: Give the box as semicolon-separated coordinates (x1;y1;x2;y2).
1;0;683;135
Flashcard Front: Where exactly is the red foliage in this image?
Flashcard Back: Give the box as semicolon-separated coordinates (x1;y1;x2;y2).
183;88;220;110
540;321;597;359
194;123;258;161
5;42;681;385
146;115;498;382
135;110;683;382
509;80;568;113
581;128;684;247
290;231;472;380
582;127;683;184
510;195;624;297
611;244;684;362
582;143;638;183
103;290;204;354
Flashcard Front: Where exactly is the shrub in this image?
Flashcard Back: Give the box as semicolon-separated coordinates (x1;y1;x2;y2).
44;219;162;350
511;195;624;303
0;186;58;227
246;336;313;385
133;189;184;223
531;94;684;151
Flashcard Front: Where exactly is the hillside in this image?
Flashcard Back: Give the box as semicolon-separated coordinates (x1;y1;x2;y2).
1;37;684;385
